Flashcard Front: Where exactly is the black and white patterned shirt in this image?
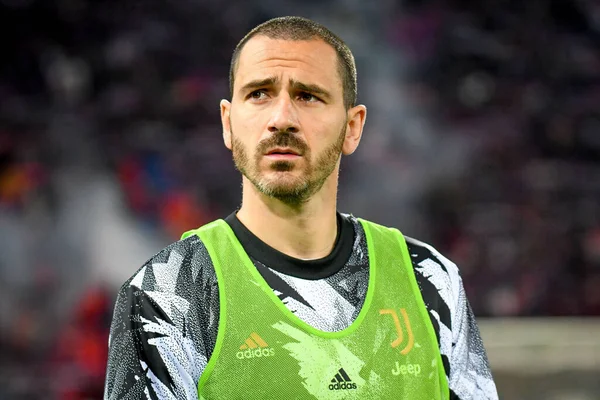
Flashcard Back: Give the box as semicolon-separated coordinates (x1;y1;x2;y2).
104;213;498;399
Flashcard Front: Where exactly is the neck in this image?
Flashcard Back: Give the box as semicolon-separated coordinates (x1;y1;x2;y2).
236;175;339;260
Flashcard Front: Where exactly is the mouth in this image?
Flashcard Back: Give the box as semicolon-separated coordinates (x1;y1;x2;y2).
265;148;302;159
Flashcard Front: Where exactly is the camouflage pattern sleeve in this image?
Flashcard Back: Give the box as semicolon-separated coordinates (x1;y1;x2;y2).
404;235;498;400
448;284;499;400
104;237;219;399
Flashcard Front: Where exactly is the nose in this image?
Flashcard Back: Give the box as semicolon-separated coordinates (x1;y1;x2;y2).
267;94;299;134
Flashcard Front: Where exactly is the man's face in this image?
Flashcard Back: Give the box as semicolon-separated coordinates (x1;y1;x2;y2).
223;36;350;203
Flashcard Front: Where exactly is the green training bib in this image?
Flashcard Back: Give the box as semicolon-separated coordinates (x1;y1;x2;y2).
183;218;448;399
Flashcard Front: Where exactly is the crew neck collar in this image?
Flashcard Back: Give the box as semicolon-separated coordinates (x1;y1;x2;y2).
224;211;355;280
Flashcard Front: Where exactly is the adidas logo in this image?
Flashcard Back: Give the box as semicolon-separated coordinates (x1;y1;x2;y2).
328;368;357;391
236;332;275;359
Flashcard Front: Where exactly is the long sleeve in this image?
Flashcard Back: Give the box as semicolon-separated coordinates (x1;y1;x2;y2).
405;235;499;400
103;237;219;399
103;284;204;399
448;280;498;400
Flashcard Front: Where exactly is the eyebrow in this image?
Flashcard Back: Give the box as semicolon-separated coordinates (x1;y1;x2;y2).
289;80;332;100
239;76;279;94
239;77;332;100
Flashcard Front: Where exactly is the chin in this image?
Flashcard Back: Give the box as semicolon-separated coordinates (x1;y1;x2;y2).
264;170;303;183
257;177;310;198
263;182;305;195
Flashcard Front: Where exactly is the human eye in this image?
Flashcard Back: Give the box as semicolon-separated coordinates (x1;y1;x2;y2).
298;92;320;103
248;89;268;101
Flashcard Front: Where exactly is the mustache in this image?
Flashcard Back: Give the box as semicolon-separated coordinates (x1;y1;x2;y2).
257;132;308;155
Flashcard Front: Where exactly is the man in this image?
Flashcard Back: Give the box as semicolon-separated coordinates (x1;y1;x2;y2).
104;16;498;400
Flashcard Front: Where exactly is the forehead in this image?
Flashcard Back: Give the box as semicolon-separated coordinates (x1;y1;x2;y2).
234;36;341;92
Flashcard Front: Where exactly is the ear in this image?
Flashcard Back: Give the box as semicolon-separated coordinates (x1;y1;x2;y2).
342;104;367;155
220;99;232;150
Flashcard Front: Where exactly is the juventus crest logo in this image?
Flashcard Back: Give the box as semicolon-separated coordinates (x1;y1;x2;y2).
379;308;415;355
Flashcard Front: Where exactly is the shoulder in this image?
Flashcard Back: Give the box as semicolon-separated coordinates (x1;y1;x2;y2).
345;215;462;322
121;232;215;295
404;236;462;297
110;231;220;341
404;235;463;319
344;214;461;280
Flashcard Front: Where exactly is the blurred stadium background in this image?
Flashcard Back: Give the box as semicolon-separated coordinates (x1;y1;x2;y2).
0;0;599;398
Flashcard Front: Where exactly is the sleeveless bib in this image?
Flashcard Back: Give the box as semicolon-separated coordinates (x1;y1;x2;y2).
182;219;448;399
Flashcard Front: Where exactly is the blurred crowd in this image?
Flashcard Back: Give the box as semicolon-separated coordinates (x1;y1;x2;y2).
0;0;599;398
395;0;600;317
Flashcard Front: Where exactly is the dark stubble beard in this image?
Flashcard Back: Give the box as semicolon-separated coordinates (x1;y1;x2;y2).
231;124;347;205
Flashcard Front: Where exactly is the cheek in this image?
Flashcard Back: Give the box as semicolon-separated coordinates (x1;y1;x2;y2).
231;110;264;143
232;104;265;126
232;135;253;157
230;124;259;160
305;118;345;150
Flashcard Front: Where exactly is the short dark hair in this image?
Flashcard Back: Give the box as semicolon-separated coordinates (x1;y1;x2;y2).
229;16;357;109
